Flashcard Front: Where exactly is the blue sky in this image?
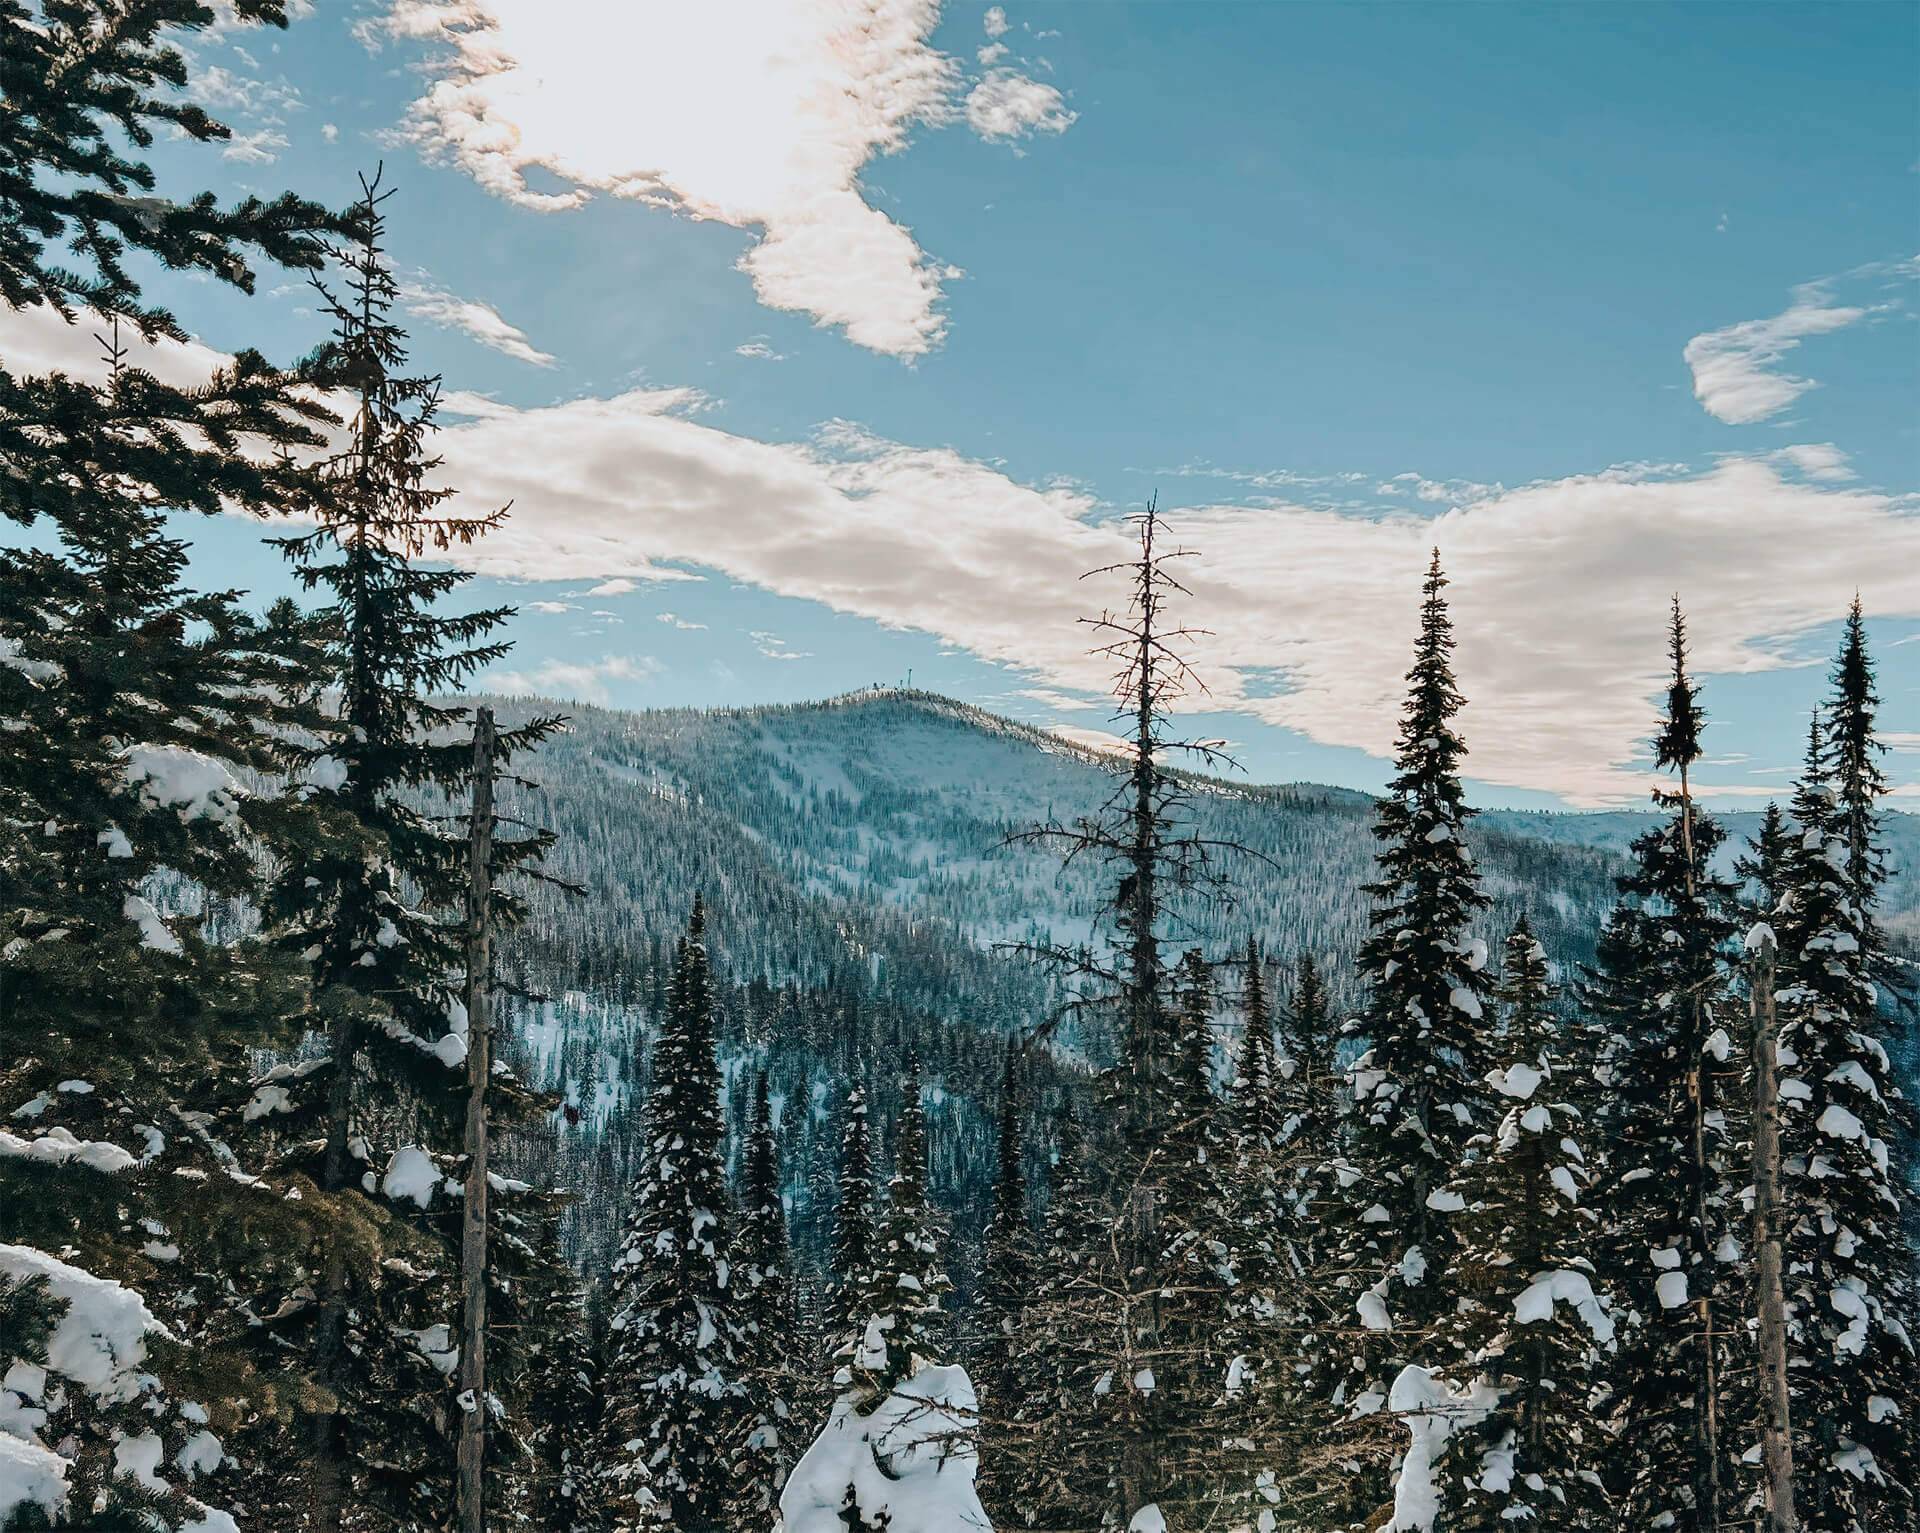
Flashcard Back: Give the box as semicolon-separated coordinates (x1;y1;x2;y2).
8;1;1918;807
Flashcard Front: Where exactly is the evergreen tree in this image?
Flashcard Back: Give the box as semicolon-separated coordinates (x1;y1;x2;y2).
828;1085;877;1368
600;898;750;1532
232;169;558;1530
1586;600;1745;1531
1430;917;1615;1529
736;1070;797;1521
844;1056;953;1396
975;1043;1040;1519
1328;551;1493;1520
0;6;353;1526
1737;801;1794;918
513;1215;606;1533
1774;716;1916;1531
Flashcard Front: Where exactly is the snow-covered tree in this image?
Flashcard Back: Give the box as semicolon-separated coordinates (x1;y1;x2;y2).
843;1057;953;1397
509;1214;606;1532
1428;917;1615;1529
1586;600;1746;1530
1774;716;1916;1531
1327;551;1494;1520
828;1085;877;1364
736;1070;797;1520
600;897;750;1531
0;6;355;1525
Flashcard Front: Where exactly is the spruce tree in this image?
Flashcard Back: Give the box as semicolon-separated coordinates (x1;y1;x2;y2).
236;169;556;1530
1774;716;1916;1531
736;1070;797;1521
975;1043;1040;1520
1328;551;1493;1520
600;898;750;1532
1430;917;1615;1529
1586;600;1745;1531
1737;801;1794;918
843;1057;953;1397
513;1215;606;1533
0;6;352;1525
828;1084;876;1372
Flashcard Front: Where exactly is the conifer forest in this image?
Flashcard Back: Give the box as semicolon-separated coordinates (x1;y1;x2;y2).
1;5;1916;1533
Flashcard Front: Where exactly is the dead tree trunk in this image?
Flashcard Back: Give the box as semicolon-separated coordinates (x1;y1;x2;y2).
456;707;496;1533
1748;929;1798;1533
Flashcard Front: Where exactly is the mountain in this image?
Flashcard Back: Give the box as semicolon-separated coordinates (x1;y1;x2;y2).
478;688;1917;1275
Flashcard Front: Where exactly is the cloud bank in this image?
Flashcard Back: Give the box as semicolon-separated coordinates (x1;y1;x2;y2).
7;302;1913;807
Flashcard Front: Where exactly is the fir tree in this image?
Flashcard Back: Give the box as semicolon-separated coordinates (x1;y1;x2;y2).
1587;600;1745;1531
600;897;750;1532
844;1056;953;1397
1737;801;1794;918
1774;716;1916;1531
513;1215;606;1533
1431;917;1615;1529
828;1085;877;1365
0;7;353;1525
736;1070;797;1521
1329;550;1493;1520
975;1043;1040;1519
238;169;557;1530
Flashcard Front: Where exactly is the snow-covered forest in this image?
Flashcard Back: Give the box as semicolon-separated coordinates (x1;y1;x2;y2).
2;6;1916;1533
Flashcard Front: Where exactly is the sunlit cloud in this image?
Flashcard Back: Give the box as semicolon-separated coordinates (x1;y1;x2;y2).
360;1;1075;358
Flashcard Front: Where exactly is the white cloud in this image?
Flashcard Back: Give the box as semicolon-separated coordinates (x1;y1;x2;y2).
399;278;555;367
8;302;1911;806
362;0;1074;358
585;578;638;596
1768;442;1855;482
657;612;708;630
526;600;577;614
1683;279;1868;424
222;128;290;164
966;69;1075;143
481;654;659;702
322;122;339;142
984;6;1009;38
735;340;784;361
750;630;812;661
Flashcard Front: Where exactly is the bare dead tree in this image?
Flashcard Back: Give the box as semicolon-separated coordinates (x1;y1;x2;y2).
996;499;1279;1532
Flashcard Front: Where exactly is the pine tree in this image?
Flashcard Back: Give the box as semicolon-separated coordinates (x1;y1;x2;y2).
1005;501;1263;1531
512;1215;606;1532
230;170;558;1530
0;7;354;1526
1327;551;1493;1520
1737;801;1794;917
736;1070;797;1521
975;1043;1040;1519
828;1085;877;1369
600;898;750;1532
1587;600;1745;1531
843;1056;953;1397
1430;917;1615;1529
1774;715;1916;1531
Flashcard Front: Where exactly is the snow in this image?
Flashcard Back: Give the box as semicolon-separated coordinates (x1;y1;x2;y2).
780;1364;990;1533
1655;1271;1689;1310
123;892;181;954
1486;1062;1543;1100
121;744;244;825
1386;1364;1498;1531
1448;986;1483;1020
0;1432;66;1526
1816;1104;1866;1143
1425;1189;1466;1213
0;1245;163;1398
0;1127;136;1175
1129;1506;1167;1533
400;1323;460;1376
1830;1283;1871;1357
1513;1269;1614;1344
380;1145;444;1209
1357;1278;1394;1332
